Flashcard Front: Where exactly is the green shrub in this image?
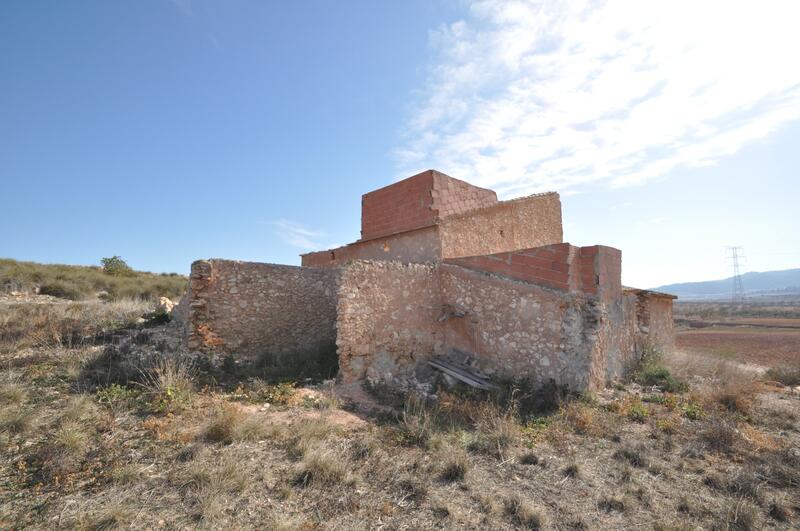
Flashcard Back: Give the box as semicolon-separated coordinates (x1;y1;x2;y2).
101;256;134;277
633;344;688;393
627;400;650;422
682;401;703;420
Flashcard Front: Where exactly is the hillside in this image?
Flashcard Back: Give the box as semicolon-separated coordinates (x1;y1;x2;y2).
0;258;186;302
654;268;800;300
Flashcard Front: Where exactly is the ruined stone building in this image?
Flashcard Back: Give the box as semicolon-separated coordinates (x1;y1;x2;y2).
181;170;675;392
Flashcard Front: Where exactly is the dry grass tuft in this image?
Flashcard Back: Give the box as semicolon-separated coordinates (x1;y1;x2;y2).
55;421;90;453
0;405;35;435
60;394;99;424
202;403;270;444
562;463;580;478
439;451;469;483
140;355;195;412
293;447;348;488
0;370;26;404
281;417;339;459
111;463;144;485
504;495;545;529
184;452;249;522
613;445;649;468
562;401;597;435
706;379;760;417
468;401;520;458
598;495;626;513
72;496;136;530
700;418;741;454
399;393;437;446
717;500;759;531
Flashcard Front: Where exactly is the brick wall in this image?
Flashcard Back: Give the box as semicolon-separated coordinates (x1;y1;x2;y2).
443;243;621;296
431;171;497;218
360;171;437;240
186;260;340;371
438;192;563;259
359;170;498;241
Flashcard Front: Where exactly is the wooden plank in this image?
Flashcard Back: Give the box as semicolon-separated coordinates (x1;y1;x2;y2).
428;358;499;390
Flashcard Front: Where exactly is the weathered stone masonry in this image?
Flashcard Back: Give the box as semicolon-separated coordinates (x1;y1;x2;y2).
186;260;340;369
182;169;676;393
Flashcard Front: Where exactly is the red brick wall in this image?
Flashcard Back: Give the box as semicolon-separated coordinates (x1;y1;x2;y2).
360;170;498;241
360;171;437;241
443;243;621;296
431;172;497;218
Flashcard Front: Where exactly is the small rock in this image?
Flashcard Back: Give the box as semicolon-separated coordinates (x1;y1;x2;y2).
156;297;175;314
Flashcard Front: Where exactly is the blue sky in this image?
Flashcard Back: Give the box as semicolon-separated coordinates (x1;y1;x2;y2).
2;0;798;288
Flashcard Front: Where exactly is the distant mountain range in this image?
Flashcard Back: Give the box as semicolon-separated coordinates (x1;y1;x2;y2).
652;268;800;300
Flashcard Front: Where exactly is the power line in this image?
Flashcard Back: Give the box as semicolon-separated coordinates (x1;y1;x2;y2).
726;246;745;303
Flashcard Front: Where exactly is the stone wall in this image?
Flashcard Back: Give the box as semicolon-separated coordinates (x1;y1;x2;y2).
336;261;443;386
439;264;598;390
335;259;645;393
438;192;563;259
187;259;340;371
301;226;440;268
629;291;676;353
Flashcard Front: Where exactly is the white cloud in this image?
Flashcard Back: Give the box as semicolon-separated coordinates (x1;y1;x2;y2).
398;0;800;197
271;219;325;251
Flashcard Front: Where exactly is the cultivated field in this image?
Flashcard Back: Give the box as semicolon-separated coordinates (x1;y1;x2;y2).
1;296;798;530
676;299;800;368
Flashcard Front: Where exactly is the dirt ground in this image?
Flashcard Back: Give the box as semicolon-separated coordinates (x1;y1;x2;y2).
677;324;800;367
1;299;799;530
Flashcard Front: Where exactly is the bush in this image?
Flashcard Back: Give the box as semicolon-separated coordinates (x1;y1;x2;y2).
101;256;134;277
38;283;82;300
633;345;688;393
764;366;800;387
626;399;650;423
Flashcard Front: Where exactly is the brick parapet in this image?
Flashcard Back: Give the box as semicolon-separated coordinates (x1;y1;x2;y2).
442;243;622;297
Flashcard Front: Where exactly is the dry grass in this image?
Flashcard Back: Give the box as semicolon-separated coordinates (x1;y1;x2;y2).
438;450;469;483
183;452;249;522
0;370;26;404
2;299;799;529
0;405;36;436
0;299;152;352
504;495;545;529
764;365;800;387
140;355;196;412
0;257;186;301
293;447;349;488
71;495;136;530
